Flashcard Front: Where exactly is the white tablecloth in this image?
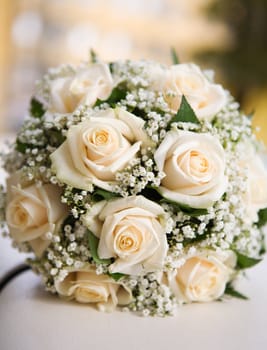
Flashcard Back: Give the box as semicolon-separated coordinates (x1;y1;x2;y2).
0;258;266;350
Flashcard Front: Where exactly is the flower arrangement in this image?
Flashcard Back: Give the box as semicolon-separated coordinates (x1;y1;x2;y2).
1;52;267;316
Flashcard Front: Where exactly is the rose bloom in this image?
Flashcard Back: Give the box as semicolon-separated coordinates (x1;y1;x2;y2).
154;129;227;209
49;63;113;114
240;146;267;223
82;196;168;275
164;63;227;121
54;267;132;312
50;108;150;191
6;175;68;257
168;250;236;303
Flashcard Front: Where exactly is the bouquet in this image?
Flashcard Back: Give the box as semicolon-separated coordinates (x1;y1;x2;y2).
1;52;267;316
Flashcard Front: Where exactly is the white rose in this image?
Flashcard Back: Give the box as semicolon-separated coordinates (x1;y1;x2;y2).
154;129;227;208
55;267;132;312
49;63;113;113
168;250;236;303
6;175;68;257
164;63;227;121
241;148;267;223
82;196;168;275
50;108;150;191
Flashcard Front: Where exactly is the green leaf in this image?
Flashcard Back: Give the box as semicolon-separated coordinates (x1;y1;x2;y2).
108;272;125;281
224;284;248;300
94;86;127;107
236;252;262;269
246;109;254;120
90;49;98;63
15;140;30;154
30;98;45;119
46;128;66;147
109;62;114;73
168;95;200;128
183;230;210;247
160;197;208;217
141;186;162;202
129;107;146;119
259;240;266;255
257;207;267;227
178;204;208;217
171;47;180;64
92;188;120;202
87;230;111;265
62;215;76;228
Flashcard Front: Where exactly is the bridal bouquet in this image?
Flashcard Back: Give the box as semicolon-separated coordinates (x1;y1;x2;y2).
1;52;267;316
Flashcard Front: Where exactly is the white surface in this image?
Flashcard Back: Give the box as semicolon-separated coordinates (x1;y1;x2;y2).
0;234;28;278
0;256;266;350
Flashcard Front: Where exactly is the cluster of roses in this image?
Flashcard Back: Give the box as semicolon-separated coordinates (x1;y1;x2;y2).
2;57;267;315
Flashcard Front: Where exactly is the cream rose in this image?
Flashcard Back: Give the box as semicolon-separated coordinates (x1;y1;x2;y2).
164;63;227;121
168;250;236;303
154;129;227;208
49;63;113;113
50;108;150;191
82;196;168;275
55;267;132;312
6;175;68;257
241;148;267;223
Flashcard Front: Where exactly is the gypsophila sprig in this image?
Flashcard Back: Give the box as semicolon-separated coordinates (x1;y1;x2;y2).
1;53;267;316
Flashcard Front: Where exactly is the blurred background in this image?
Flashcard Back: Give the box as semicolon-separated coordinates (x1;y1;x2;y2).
0;0;266;143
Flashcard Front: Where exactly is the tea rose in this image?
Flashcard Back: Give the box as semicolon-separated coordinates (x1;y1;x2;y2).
82;196;168;275
241;149;267;223
154;129;227;208
164;63;227;121
168;250;236;303
55;267;132;312
49;63;113;113
50;108;150;191
6;176;68;257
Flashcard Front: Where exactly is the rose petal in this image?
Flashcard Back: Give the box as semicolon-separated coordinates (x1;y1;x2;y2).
158;175;228;209
29;236;52;258
98;207;157;259
82;201;107;238
50;141;95;191
154;130;227;208
168;250;236;303
116;108;151;146
99;195;165;221
55;267;132;311
38;184;68;223
9;222;55;242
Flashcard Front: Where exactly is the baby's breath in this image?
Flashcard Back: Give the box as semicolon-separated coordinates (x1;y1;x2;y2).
1;57;266;317
125;273;177;317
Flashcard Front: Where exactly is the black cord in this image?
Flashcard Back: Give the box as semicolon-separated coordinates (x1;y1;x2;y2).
0;264;31;293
